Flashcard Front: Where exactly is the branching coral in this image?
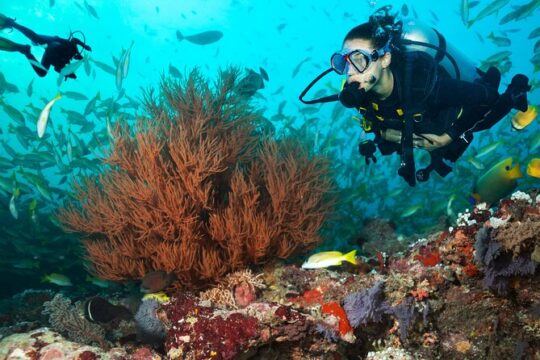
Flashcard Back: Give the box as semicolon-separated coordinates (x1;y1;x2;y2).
41;294;107;348
58;68;335;289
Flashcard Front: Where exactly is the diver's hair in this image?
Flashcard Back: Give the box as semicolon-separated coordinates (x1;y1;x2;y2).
343;6;399;49
344;23;386;49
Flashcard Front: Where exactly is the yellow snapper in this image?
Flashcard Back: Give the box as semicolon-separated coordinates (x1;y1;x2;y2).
526;158;540;178
42;273;73;286
471;157;523;205
301;250;357;269
37;94;61;138
511;105;537;130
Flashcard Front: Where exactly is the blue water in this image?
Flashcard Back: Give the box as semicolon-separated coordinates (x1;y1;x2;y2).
0;0;539;299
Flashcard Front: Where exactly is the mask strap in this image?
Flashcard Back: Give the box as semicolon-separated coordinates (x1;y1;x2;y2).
299;68;339;104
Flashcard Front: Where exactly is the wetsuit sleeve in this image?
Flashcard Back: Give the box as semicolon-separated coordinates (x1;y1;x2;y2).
428;78;502;140
72;38;91;51
430;78;499;108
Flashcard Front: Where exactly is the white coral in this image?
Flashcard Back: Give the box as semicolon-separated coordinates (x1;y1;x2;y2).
511;190;532;204
456;210;476;227
475;202;488;211
489;216;509;229
366;346;414;360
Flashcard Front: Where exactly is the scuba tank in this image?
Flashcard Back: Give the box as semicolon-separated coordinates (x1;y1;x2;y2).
399;19;480;83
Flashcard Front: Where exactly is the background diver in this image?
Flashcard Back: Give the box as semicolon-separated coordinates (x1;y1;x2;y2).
300;6;531;187
0;14;91;80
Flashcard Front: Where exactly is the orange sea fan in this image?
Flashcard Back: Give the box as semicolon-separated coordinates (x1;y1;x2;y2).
58;67;335;289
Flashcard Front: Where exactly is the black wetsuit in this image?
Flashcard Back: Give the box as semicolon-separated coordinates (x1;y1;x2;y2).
358;51;505;150
356;51;527;185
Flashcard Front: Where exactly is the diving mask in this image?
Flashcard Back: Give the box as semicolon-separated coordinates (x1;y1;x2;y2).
330;39;392;75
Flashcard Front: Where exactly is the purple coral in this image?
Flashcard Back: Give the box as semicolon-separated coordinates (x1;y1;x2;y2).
390;297;418;343
343;281;392;328
483;252;536;296
314;322;339;342
134;298;166;345
475;226;537;296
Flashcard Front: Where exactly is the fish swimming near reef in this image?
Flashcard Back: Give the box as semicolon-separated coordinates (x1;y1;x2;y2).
470;157;523;205
42;273;72;286
84;296;133;323
9;188;19;219
140;270;175;293
511;105;537;130
302;250;357;269
527;158;540;178
37;94;61;138
236;68;268;98
176;30;223;45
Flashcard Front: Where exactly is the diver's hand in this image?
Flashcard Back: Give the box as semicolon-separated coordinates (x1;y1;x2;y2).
380;128;402;143
503;74;531;112
413;133;452;150
359;140;377;165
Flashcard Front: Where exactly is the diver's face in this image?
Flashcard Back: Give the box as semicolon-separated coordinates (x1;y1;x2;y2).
342;38;390;92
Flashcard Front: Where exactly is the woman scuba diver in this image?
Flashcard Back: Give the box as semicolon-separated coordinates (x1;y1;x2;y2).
299;6;531;186
0;13;91;80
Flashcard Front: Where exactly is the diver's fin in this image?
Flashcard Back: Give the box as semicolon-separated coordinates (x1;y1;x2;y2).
0;14;15;30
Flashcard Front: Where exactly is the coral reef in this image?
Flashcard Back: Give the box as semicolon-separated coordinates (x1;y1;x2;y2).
58;68;335;289
2;189;539;359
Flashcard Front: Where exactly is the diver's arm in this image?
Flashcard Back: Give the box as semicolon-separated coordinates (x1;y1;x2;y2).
380;128;402;144
381;129;451;150
72;38;91;51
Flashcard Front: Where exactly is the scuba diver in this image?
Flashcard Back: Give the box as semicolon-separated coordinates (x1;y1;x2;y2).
299;6;531;187
0;14;91;80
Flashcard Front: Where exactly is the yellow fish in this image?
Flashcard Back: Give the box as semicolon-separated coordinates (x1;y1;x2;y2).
511;105;537;130
471;157;522;205
526;158;540;178
301;250;357;269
